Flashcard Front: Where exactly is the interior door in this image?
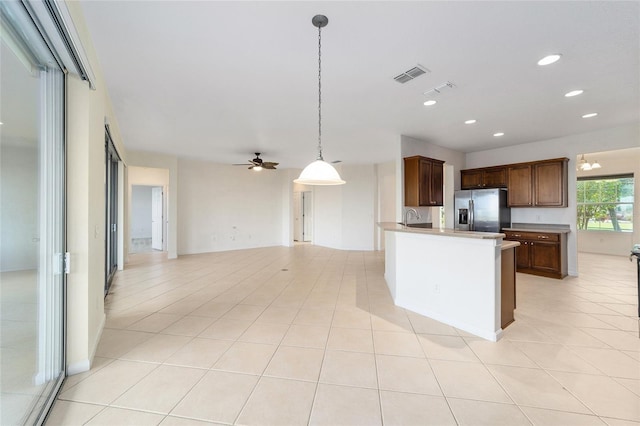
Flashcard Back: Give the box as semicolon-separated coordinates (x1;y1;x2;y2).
302;191;313;242
151;187;163;250
293;192;302;241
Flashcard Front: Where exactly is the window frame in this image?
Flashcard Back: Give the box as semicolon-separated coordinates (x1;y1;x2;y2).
576;173;634;233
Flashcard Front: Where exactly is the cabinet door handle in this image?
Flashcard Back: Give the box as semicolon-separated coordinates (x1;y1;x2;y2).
513;234;521;237
538;235;549;239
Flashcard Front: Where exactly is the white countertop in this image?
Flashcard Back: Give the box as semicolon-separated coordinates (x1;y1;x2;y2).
378;222;504;240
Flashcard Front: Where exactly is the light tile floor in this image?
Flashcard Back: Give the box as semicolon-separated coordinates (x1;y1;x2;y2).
48;246;639;425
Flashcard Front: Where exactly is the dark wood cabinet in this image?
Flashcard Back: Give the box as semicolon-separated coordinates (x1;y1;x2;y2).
507;164;533;207
503;230;567;279
507;158;568;208
462;158;568;208
461;166;507;189
404;156;444;207
534;160;568;207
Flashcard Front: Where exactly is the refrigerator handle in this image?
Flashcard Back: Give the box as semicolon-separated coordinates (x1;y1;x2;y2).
469;199;474;231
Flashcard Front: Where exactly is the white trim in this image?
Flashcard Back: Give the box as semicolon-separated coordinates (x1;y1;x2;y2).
66;311;105;376
24;0;97;89
66;359;91;376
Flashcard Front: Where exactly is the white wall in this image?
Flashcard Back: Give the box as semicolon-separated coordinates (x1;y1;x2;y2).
376;161;397;250
465;123;640;274
65;1;129;375
312;164;377;251
130;186;153;239
341;165;376;250
177;159;284;254
0;144;38;271
575;147;640;256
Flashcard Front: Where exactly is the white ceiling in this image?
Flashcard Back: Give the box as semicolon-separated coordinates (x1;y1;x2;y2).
79;1;639;169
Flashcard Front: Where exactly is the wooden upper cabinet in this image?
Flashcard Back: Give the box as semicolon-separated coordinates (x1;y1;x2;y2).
483;167;508;188
429;160;444;206
506;158;568;208
460;166;507;189
507;164;533;207
534;159;568;207
460;169;483;189
404;156;444;207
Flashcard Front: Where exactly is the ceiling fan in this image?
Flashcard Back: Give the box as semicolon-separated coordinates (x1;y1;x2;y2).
233;153;278;171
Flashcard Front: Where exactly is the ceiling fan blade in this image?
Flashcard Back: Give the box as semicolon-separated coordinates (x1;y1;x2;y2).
263;165;277;170
233;163;251;166
262;162;279;167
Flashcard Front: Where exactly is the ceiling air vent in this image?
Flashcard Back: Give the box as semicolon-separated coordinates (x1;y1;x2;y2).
394;65;430;84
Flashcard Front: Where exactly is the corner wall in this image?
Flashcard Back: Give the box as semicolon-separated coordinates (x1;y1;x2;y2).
65;1;128;374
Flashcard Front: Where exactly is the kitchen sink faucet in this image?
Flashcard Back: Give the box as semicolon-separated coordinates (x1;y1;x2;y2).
403;208;420;226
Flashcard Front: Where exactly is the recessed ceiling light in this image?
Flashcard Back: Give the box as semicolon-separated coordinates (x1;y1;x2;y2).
423;100;437;106
493;132;504;137
537;54;562;66
565;90;584;97
464;119;477;124
582;113;598;118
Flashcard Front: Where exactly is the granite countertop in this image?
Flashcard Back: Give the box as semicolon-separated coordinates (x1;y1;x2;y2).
377;222;505;240
501;241;521;250
503;224;571;234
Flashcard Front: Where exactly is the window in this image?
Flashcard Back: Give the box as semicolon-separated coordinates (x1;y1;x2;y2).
577;174;634;232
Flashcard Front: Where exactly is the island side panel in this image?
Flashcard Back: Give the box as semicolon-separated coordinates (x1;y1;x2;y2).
384;231;397;300
385;230;502;341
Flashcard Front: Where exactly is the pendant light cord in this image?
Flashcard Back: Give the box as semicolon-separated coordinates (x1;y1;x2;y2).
317;24;323;161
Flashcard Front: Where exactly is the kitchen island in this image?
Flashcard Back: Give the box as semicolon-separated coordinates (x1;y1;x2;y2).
379;222;518;341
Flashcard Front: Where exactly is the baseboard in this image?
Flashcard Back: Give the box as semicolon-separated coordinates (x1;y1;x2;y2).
68;312;105;376
67;358;90;376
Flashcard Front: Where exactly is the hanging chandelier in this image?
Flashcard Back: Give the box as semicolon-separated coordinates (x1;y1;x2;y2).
578;154;602;171
294;15;345;186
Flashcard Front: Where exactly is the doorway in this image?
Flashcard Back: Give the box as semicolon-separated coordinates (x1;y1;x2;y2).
130;185;164;253
294;191;313;242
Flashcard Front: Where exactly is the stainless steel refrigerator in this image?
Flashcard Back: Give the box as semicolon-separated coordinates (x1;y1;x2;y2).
454;188;511;232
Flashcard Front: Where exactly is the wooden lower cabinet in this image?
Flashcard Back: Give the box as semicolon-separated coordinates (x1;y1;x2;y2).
504;231;567;279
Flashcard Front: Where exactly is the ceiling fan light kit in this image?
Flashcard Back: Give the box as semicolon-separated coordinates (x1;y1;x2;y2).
294;14;346;186
233;153;278;171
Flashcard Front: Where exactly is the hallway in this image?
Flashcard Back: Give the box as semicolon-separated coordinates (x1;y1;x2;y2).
48;246;639;425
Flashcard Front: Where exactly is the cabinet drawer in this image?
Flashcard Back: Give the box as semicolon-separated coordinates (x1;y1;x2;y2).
504;231;560;242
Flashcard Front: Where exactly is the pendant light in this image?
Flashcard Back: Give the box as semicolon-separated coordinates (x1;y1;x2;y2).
578;154;592;171
294;15;345;186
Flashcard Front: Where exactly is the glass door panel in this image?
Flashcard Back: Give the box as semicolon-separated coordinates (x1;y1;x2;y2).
0;2;65;424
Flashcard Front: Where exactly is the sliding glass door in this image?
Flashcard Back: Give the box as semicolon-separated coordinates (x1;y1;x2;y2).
0;2;66;424
105;130;120;294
